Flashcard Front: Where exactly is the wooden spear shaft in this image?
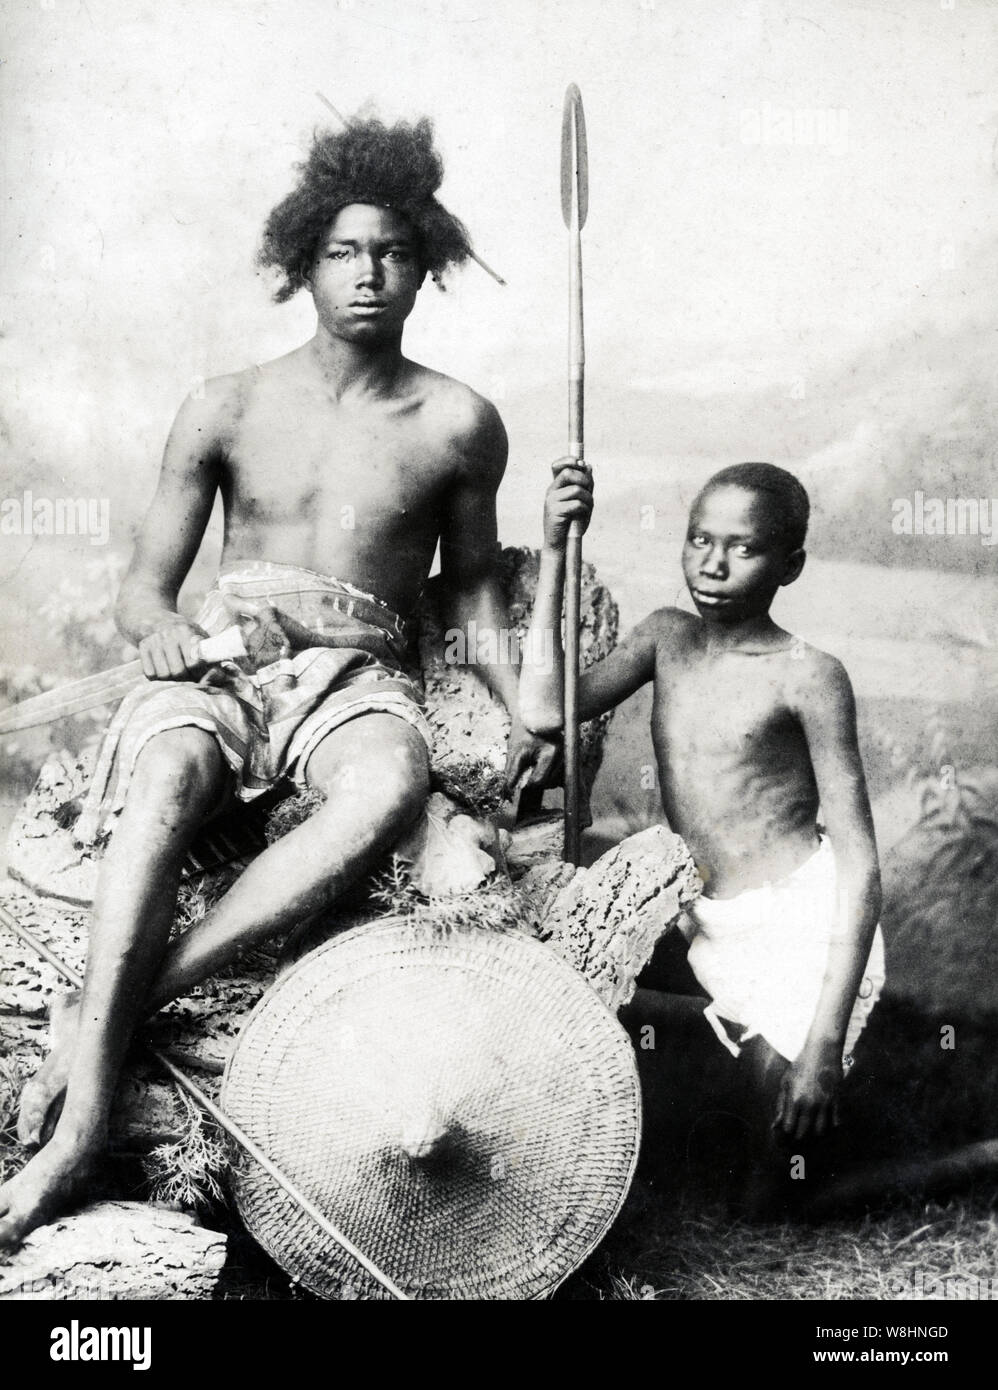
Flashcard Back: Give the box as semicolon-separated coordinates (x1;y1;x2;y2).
561;85;588;867
0;904;409;1301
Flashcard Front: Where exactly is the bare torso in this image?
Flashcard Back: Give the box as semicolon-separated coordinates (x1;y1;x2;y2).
211;346;480;616
648;610;821;896
116;327;525;745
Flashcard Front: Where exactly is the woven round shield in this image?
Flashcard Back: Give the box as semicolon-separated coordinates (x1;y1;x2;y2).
221;915;640;1300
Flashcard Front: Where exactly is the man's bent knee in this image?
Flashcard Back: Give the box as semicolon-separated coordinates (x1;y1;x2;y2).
131;727;228;809
382;737;431;818
305;718;430;816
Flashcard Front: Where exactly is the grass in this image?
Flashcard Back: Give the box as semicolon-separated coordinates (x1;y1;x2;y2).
367;853;547;936
565;1185;998;1301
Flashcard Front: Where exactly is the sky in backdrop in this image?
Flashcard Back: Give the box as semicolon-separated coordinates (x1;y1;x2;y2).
2;0;997;653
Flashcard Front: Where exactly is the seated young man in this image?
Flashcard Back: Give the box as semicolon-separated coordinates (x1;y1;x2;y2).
0;115;554;1247
520;458;885;1214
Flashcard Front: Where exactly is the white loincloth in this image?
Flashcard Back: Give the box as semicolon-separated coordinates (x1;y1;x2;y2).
680;835;885;1065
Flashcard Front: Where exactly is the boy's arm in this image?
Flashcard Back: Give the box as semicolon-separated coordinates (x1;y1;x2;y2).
519;459;657;734
115;389;225;680
778;652;882;1141
438;398;557;791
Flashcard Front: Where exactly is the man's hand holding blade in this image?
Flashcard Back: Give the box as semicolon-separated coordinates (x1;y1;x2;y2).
137;619;211;682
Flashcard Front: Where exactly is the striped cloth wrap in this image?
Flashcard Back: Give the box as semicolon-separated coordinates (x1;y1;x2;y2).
74;561;431;846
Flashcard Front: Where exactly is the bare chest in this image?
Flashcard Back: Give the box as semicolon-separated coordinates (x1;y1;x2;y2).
223;393;451;534
652;653;797;763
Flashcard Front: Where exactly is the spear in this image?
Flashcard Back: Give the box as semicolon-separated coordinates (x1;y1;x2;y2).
560;84;588;867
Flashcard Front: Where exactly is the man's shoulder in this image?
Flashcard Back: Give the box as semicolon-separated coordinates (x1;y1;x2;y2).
175;356;312;452
408;363;506;451
162;368;258;464
202;347;312;406
172;366;256;438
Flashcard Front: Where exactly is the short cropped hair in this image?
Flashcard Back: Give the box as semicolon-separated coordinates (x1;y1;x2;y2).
258;116;471;302
696;462;810;551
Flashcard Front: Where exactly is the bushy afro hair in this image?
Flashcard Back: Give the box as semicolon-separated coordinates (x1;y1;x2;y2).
258;115;472;302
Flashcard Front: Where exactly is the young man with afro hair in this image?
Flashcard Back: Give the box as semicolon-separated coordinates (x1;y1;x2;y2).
0;115;554;1247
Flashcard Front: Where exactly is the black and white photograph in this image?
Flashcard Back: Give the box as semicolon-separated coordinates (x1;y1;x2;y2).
0;0;995;1345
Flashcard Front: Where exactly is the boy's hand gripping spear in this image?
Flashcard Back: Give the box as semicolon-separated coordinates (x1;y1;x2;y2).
561;84;588;867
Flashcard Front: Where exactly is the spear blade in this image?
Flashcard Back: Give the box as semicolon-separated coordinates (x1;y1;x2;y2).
560;83;589;231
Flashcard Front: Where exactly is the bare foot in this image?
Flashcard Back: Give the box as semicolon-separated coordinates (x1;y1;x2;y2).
17;992;80;1147
0;1136;99;1250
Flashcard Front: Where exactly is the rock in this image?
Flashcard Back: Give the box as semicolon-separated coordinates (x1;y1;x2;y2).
0;882;87;1015
392;792;502;897
0;1200;226;1300
111;1073;193;1149
0;1014;48;1078
515;861;576;929
538;825;702;1011
5;751;98;906
505;813;564;876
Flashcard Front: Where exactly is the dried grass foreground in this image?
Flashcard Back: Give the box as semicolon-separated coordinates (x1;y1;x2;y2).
561;1183;998;1302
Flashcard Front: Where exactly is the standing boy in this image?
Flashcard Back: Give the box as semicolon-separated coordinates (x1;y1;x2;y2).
520;459;884;1213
